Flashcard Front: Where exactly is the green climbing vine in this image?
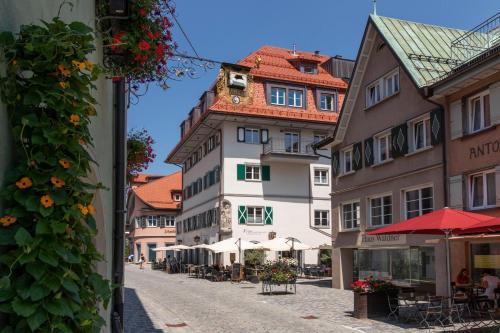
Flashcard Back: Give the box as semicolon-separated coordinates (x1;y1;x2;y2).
0;17;111;333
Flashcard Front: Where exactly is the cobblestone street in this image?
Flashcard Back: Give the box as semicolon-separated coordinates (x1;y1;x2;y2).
123;264;445;333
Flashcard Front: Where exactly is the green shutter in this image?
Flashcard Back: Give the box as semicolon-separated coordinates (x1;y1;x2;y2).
262;165;270;181
238;206;247;224
237;164;245;180
264;207;273;225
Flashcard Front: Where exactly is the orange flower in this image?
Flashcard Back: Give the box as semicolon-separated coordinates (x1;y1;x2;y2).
84;60;94;71
15;177;32;189
57;64;71;77
50;176;65;188
40;195;54;208
59;159;71;169
87;204;95;215
78;204;88;216
0;215;17;227
70;114;80;126
72;60;86;71
59;81;70;89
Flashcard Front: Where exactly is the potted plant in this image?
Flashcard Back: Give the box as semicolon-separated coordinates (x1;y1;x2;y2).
351;279;398;319
259;258;298;294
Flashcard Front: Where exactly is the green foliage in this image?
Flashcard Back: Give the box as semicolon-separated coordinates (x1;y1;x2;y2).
244;249;265;267
0;17;111;332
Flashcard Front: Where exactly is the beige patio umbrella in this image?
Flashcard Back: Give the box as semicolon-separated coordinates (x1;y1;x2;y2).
258;237;312;251
207;237;262;253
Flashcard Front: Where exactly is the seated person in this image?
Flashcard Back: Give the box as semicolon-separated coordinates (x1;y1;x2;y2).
456;268;471;286
480;270;500;301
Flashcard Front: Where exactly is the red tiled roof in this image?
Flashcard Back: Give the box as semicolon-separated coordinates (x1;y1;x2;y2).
133;171;182;210
238;46;348;88
132;173;165;184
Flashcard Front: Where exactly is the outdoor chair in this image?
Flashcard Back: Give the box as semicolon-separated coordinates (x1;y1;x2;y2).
418;296;445;329
387;295;402;321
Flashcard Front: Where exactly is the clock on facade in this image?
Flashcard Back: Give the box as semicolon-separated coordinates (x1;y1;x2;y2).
232;95;240;104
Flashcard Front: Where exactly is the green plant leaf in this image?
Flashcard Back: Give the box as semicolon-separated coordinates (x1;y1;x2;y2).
27;311;47;331
39;250;58;267
35;220;51;235
0;288;15;302
0;227;16;245
51;190;68;205
0;31;14;46
39;205;54;217
15;227;33;247
29;284;50;301
25;196;39;212
62;280;79;294
12;298;37;317
0;276;10;289
26;262;47;280
44;299;73;318
51;222;67;234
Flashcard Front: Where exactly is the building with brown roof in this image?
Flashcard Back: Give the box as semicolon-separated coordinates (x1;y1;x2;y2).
167;45;352;266
126;172;182;263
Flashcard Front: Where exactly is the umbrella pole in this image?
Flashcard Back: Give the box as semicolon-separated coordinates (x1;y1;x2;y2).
445;230;452;306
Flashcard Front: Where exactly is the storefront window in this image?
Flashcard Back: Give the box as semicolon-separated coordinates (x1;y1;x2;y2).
353;247;435;286
471;243;500;283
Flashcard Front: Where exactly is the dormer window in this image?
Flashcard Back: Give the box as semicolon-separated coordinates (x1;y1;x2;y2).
271;87;286;105
174;193;181;202
268;84;306;108
300;63;317;74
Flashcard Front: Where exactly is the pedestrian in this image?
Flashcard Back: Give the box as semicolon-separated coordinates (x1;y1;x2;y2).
139;253;145;270
128;254;134;263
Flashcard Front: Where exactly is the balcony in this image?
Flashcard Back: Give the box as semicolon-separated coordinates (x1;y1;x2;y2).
261;137;319;163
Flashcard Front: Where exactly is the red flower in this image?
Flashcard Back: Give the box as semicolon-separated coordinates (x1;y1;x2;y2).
155;43;165;61
154;31;161;38
374;283;380;289
147;31;154;40
139;7;147;17
111;31;126;51
138;40;150;51
355;280;363;287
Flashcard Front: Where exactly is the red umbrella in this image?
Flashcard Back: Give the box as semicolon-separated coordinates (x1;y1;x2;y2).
367;208;494;297
457;217;500;235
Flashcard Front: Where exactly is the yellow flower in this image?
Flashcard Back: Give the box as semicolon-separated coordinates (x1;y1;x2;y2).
59;81;70;89
84;60;94;71
72;60;86;71
57;64;71;77
40;195;54;208
0;215;17;227
50;176;65;188
12;59;17;65
70;114;80;126
59;159;71;169
15;177;32;189
87;204;95;215
78;204;89;216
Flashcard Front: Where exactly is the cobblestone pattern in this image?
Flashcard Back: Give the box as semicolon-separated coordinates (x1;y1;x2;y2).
124;265;450;333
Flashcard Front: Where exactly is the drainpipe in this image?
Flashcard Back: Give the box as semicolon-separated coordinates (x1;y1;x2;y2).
112;78;126;333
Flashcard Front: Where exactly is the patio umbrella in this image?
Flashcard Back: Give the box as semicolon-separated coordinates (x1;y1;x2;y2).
367;207;494;297
152;246;170;251
207;237;261;253
457;216;500;235
258;237;312;251
192;244;212;249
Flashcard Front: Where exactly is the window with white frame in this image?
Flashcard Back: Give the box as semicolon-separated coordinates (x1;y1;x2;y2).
271;87;286;105
369;194;392;227
300;63;318;74
409;115;431;152
314;210;330;228
469;170;496;209
247;207;263;224
245;165;261;181
174;193;181;201
314;169;329;185
147;215;159;227
341;201;360;230
288;89;303;107
320;93;336;111
366;68;400;108
163;216;175;227
244;128;260;144
342;147;353;174
468;91;490;133
374;131;391;163
404;186;433;219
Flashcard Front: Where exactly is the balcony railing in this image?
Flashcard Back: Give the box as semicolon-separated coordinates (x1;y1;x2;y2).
262;138;317;156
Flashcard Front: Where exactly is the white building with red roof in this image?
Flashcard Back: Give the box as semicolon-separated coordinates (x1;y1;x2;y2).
166;46;353;266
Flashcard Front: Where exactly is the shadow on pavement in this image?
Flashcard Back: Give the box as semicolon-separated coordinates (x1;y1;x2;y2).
296;278;332;288
124;287;164;333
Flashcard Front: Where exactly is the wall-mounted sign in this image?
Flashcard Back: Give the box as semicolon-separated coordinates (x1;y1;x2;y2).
469;139;500;159
474;255;500;269
359;233;406;247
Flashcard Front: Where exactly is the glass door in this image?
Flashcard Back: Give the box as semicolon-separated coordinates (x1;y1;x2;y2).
284;132;300;153
148;243;156;262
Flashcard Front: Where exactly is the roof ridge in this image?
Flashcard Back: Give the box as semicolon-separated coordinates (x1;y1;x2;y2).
370;14;468;34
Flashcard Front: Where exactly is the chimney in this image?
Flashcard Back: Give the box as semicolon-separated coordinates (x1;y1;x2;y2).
314;50;320;55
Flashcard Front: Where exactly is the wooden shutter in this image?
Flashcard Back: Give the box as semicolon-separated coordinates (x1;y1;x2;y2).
264;207;273;225
391;123;408;157
448;175;464;209
262;165;270;181
450;100;463;139
331;151;340;177
204;173;208;189
490;82;500;126
260;129;269;144
352;142;363;170
238;206;247;224
364;138;374;167
237;127;245;142
237;164;245;180
430;108;444;146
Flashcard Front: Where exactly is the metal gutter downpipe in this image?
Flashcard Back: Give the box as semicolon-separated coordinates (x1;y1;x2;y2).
112;78;126;333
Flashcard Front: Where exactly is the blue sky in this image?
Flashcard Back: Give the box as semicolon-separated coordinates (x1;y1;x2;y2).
127;0;499;175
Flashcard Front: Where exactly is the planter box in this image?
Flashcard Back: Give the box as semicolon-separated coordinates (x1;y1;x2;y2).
353;292;390;319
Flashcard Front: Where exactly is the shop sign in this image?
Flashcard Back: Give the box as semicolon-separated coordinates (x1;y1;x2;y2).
469;139;500;159
360;233;406;247
474;255;500;269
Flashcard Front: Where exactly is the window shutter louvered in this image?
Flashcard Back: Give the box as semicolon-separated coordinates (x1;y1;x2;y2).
448;175;464;209
238;206;247;224
204;173;208;189
237;164;245;180
331;151;340;177
430;108;444;145
490;82;500;126
264;207;273;225
237;127;245;142
364;138;374;166
261;129;269;144
141;217;147;228
352;142;363;170
449;100;463;140
262;165;270;181
391;123;408;157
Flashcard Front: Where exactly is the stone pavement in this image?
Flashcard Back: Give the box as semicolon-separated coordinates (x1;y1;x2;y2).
123;264;460;333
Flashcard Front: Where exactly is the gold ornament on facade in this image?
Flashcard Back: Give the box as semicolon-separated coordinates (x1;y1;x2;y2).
215;67;255;105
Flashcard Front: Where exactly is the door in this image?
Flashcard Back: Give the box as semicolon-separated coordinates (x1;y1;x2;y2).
136;244;141;262
284;132;300;153
148;243;156;262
